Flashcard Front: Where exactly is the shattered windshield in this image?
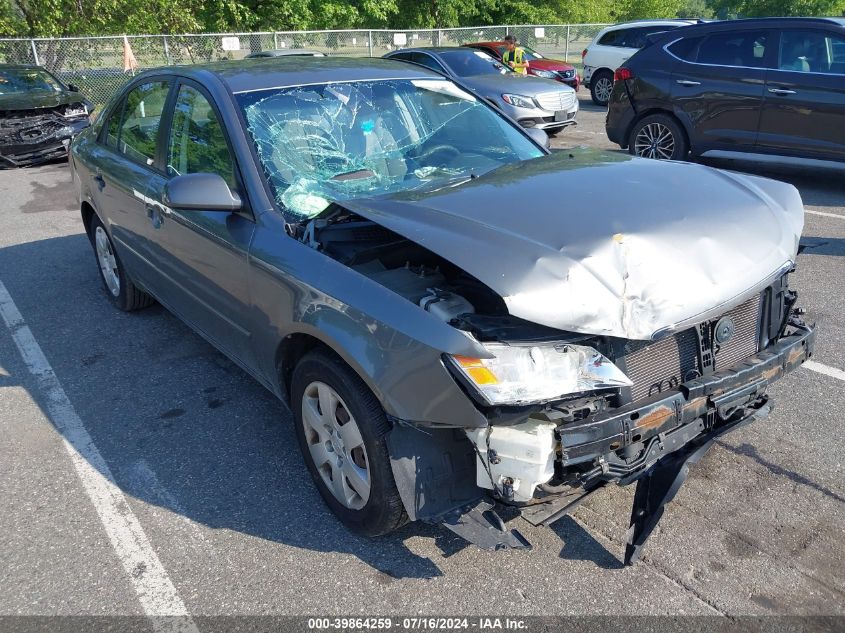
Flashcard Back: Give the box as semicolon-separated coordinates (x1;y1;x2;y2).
237;78;543;219
0;69;63;94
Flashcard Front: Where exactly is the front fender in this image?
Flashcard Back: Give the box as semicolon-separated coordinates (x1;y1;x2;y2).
248;219;489;428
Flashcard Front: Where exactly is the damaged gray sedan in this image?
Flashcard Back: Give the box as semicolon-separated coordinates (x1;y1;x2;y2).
70;58;815;564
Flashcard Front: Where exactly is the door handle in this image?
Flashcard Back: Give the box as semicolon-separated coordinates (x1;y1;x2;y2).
676;79;701;86
146;203;169;228
768;88;796;95
92;173;105;191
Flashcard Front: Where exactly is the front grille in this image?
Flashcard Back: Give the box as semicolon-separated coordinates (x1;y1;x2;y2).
619;294;762;402
622;329;700;402
535;91;576;112
3;121;66;146
712;292;762;369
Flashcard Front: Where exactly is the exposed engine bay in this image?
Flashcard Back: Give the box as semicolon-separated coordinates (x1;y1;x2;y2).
299;210;506;327
298;204;815;564
0;103;90;167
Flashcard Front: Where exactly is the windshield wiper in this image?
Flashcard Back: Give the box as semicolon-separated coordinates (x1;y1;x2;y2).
331;169;376;182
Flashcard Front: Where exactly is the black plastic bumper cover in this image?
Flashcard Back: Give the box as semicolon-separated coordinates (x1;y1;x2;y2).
0;118;89;167
557;325;815;468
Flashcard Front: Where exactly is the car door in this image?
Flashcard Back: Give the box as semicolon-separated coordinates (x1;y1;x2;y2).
757;28;845;160
670;29;773;151
591;27;634;71
143;79;257;369
91;78;173;287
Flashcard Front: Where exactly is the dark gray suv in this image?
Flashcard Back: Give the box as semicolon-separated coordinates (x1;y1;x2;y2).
606;17;845;163
71;57;814;565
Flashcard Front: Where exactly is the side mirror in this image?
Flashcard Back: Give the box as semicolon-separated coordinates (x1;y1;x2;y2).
67;83;80;92
163;173;242;212
525;127;550;150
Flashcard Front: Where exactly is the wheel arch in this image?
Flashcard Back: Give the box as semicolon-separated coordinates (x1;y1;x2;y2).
623;108;692;153
81;200;96;240
589;67;614;86
274;328;384;413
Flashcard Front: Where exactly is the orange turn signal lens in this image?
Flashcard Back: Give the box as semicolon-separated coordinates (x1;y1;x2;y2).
453;355;499;385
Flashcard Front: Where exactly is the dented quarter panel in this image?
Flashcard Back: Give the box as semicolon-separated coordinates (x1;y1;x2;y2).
341;150;804;341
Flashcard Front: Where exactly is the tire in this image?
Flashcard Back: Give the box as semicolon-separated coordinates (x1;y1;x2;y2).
628;113;690;161
291;349;407;536
590;70;614;106
88;214;155;311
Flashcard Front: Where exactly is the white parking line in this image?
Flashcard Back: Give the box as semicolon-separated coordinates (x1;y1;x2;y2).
127;459;210;547
804;360;845;382
0;280;198;633
805;209;845;220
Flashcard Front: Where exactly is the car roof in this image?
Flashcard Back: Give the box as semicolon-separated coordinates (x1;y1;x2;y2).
465;42;506;47
135;56;440;94
649;16;845;39
246;49;325;57
390;47;485;55
602;19;698;31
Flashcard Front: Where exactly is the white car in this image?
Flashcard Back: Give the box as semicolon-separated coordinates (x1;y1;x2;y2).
582;20;697;106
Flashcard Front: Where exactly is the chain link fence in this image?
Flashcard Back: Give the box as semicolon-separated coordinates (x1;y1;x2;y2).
0;24;610;108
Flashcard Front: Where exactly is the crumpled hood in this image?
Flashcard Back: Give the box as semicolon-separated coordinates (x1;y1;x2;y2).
341;151;804;340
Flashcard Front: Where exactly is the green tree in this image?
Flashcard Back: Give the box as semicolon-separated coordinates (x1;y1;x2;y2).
708;0;845;18
676;0;714;19
615;0;685;22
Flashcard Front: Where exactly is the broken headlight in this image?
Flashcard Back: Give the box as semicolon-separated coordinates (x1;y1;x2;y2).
63;103;88;118
450;343;632;406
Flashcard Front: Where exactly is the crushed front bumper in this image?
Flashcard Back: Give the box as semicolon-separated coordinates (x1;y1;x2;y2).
557;324;815;470
400;323;815;563
524;323;816;563
0;117;89;168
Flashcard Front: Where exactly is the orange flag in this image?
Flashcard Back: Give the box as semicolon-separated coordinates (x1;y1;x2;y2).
123;35;138;73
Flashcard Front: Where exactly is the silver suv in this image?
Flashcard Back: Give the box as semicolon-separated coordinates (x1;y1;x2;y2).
583;20;697;105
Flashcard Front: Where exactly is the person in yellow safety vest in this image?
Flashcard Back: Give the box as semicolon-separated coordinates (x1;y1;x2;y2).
502;35;529;74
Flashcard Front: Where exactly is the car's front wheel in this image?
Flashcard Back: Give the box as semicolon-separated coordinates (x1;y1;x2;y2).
89;214;155;311
291;349;407;536
628;114;689;161
590;70;614;106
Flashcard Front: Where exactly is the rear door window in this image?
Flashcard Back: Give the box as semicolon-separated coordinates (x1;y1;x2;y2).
598;29;628;47
778;29;845;74
667;36;704;61
622;27;673;49
117;80;171;166
697;30;770;68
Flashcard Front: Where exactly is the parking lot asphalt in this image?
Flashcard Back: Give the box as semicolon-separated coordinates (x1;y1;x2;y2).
1;93;844;621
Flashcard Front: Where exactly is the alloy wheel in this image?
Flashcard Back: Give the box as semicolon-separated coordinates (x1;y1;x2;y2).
593;77;613;103
633;122;676;160
94;226;120;296
301;381;371;510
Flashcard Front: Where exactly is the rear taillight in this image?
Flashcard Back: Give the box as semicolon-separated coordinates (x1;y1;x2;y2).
581;49;588;60
614;67;634;81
